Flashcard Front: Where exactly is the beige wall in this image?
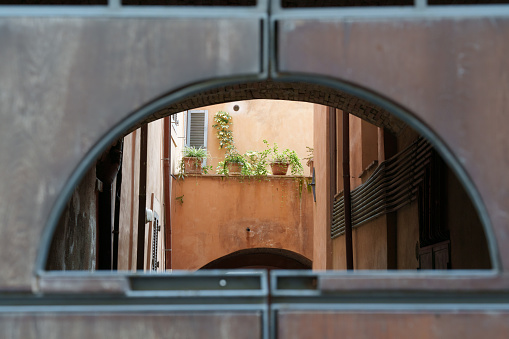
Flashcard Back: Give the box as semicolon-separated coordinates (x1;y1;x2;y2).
170;175;314;270
193;100;314;173
145;120;165;271
118;130;140;271
118;119;166;272
170;111;187;174
312;105;332;270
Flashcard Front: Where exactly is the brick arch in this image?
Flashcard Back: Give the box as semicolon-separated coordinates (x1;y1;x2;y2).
134;80;406;135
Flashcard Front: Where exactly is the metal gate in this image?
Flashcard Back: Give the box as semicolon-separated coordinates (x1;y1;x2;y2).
1;1;509;338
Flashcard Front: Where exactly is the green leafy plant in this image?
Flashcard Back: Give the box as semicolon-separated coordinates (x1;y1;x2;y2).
183;146;207;159
202;165;213;174
212;111;234;151
179;146;210;177
225;152;245;164
242;150;269;176
217;152;245;175
303;146;314;163
175;195;184;204
264;140;304;176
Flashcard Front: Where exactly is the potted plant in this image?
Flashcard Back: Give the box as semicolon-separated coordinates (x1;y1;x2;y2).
181;146;208;174
224;152;245;175
264;140;304;176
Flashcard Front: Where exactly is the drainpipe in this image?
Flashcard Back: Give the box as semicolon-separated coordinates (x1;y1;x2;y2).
136;124;148;270
163;117;172;270
343;111;354;270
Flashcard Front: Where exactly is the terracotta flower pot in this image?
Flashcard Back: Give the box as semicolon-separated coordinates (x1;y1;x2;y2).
270;162;289;175
183;157;203;174
228;162;242;175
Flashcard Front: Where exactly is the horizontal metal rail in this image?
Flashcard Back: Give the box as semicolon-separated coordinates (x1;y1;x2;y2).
332;137;432;238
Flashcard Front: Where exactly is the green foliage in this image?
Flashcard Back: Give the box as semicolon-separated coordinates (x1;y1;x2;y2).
183;146;208;159
216;150;271;177
175;195;184;204
241;150;269;176
216;152;245;175
211;111;303;177
216;160;228;175
304;146;314;162
225;152;245;164
202;165;213;174
178;146;210;177
212;111;234;151
263;140;304;176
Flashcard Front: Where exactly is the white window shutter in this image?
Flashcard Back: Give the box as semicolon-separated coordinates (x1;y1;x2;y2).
186;110;208;164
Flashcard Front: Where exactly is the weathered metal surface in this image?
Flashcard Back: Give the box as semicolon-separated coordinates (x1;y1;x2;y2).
0;312;261;339
38;275;129;294
276;16;509;271
272;270;509;338
0;16;262;289
277;311;509;339
319;272;509;292
1;6;509;339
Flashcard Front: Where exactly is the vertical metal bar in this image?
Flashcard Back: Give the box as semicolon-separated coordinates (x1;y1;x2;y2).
329;107;337;201
415;0;427;9
329;107;338;269
343;111;354;270
108;0;121;9
136;124;148;271
163;117;172;270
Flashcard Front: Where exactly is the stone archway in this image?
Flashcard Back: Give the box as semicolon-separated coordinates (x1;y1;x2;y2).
200;248;312;270
130;80;406;136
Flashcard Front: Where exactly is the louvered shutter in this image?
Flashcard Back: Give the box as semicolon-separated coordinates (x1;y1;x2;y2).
186;110;208;163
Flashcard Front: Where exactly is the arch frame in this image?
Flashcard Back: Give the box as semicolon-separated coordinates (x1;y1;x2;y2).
0;6;499;282
36;73;500;274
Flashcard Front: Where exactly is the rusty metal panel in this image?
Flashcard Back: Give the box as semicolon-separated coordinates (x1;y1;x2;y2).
5;271;268;338
0;15;263;289
272;270;509;339
278;311;509;339
318;272;509;292
0;312;261;339
276;15;509;271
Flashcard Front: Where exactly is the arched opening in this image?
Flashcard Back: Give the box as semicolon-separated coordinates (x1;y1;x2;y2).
40;78;496;273
200;248;312;270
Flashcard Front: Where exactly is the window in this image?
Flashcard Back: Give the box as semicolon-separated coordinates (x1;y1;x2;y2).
186;110;209;165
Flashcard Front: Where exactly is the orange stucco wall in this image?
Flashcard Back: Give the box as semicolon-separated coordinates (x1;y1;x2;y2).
170;175;314;270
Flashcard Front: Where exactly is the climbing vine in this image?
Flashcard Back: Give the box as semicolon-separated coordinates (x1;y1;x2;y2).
212;111;234;152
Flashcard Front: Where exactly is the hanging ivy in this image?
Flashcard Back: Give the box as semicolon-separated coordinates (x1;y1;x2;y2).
212;111;234;152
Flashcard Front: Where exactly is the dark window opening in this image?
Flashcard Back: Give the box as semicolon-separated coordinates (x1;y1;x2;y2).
0;0;106;4
122;0;256;6
281;0;413;8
